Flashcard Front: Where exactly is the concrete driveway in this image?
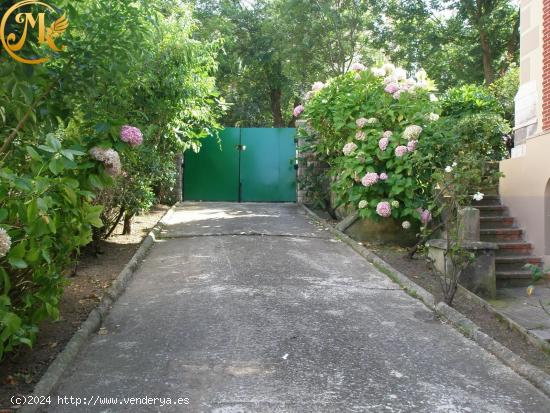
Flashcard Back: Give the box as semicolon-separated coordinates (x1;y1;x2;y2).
46;203;550;412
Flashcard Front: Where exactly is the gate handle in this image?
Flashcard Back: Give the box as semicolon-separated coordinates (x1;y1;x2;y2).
235;144;247;151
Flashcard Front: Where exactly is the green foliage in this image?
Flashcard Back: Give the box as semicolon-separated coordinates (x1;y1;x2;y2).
379;0;519;88
489;66;519;122
193;0;383;127
441;84;503;117
0;0;223;359
303;66;438;223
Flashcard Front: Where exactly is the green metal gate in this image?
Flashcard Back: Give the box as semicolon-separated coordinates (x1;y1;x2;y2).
183;128;296;202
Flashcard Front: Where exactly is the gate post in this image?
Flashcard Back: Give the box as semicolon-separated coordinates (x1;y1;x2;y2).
295;120;308;204
174;154;183;203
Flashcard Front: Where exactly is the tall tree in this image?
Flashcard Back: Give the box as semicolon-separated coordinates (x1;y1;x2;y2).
456;0;519;84
379;0;519;87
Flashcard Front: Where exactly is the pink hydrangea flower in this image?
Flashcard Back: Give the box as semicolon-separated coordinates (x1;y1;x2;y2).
379;172;388;181
356;130;367;141
351;62;366;72
361;172;379;187
293;105;305;117
120;125;143;147
376;201;392;218
385;83;400;94
379;137;389;151
407;140;418;152
343;142;358;156
395;145;408;157
393;90;402;100
383;131;393;139
420;209;432;224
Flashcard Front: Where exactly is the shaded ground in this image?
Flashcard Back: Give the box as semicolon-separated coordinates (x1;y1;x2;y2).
38;203;550;412
369;243;550;375
0;205;169;411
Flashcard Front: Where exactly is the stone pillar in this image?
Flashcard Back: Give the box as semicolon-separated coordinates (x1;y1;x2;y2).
458;207;480;241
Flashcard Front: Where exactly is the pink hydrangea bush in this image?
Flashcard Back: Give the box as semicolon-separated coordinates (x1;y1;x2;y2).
297;61;438;225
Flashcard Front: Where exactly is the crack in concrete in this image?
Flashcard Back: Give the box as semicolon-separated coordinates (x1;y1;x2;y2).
159;232;331;240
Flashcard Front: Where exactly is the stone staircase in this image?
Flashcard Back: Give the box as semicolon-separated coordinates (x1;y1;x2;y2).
475;195;542;287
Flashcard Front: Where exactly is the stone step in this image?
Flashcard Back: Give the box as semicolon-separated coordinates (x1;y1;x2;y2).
472;195;501;207
496;270;534;288
496;256;543;272
480;216;516;229
495;241;533;256
476;205;509;217
480;228;523;242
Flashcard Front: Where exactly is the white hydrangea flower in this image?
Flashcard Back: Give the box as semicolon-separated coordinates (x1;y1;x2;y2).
427;113;440;122
382;63;396;75
402;221;411;230
371;67;386;77
89;147;122;177
0;228;11;258
393;68;407;81
358;200;368;209
343;142;358;156
403;125;423;140
311;81;325;92
445;166;453;173
473;192;485;202
391;200;400;208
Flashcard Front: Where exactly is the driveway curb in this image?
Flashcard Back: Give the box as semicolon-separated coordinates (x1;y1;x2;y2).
301;204;550;398
18;205;177;413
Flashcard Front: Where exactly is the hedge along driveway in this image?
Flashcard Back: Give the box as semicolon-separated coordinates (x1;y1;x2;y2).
45;203;549;412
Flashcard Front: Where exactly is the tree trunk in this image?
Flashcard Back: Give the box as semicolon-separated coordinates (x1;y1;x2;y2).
122;212;134;235
479;30;494;85
270;88;284;127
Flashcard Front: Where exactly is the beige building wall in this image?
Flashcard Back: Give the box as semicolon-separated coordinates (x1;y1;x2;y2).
500;0;550;263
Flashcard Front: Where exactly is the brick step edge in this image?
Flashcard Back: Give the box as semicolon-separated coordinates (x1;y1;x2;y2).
301;204;550;399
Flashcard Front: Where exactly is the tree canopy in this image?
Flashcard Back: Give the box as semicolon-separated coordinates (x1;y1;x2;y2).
193;0;519;127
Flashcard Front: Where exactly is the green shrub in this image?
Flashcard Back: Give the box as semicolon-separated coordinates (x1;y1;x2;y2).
441;84;503;117
489;67;519;123
0;0;223;360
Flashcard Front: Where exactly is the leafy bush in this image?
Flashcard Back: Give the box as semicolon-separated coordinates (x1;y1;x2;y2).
438;84;510;162
441;84;504;117
0;0;223;359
